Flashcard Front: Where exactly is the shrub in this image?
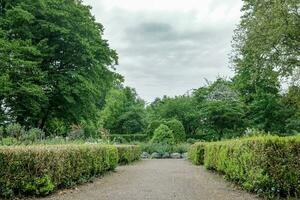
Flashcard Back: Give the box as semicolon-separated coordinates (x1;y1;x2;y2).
188;136;300;199
139;143;190;154
146;120;161;138
151;124;175;145
0;144;118;198
21;128;45;143
68;124;85;140
165;119;186;143
0;137;19;146
108;134;148;143
116;145;141;164
6;123;25;139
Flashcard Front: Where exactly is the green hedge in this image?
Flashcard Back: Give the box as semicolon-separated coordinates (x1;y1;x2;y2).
188;136;300;199
187;142;205;165
116;145;141;164
0;144;118;198
109;134;148;142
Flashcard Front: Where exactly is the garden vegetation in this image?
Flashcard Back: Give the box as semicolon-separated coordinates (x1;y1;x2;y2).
188;135;300;199
0;144;140;198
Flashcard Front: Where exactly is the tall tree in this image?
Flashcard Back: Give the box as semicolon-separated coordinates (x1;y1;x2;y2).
0;0;118;133
231;0;300;133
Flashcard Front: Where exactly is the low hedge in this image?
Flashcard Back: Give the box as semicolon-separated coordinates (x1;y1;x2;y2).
187;142;205;165
109;134;148;142
188;135;300;199
116;145;141;164
0;144;118;198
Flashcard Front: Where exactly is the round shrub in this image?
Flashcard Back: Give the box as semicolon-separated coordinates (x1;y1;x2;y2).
146;120;161;138
151;124;175;145
165;119;186;143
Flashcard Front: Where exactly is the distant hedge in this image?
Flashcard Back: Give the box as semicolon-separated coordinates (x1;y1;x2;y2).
0;144;119;198
116;145;141;164
188;136;300;199
108;134;148;142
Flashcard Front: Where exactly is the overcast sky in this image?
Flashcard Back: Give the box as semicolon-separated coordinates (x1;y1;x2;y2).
83;0;243;102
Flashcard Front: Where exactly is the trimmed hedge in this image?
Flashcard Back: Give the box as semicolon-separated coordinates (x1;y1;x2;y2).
0;144;118;198
108;134;148;142
188;136;300;199
187;142;205;165
116;145;141;164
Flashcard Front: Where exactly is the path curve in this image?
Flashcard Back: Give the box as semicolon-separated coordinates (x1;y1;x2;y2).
36;159;259;200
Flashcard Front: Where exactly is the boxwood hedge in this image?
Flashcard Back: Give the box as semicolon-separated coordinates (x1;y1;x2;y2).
0;144;121;198
116;145;141;164
188;135;300;199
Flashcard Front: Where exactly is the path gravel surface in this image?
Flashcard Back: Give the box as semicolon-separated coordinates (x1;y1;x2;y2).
34;159;259;200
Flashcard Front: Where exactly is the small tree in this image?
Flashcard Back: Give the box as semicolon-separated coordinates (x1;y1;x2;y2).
151;124;175;145
165;119;185;143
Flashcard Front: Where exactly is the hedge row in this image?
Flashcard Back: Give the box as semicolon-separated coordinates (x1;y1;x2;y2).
0;144;140;198
188;135;300;199
116;145;141;164
109;134;148;142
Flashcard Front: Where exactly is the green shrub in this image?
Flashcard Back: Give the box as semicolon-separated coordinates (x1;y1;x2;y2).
0;137;19;146
0;144;118;198
165;119;186;143
188;135;300;199
146;120;162;138
21;128;45;143
6;123;25;139
116;145;141;164
151;124;175;145
108;134;148;143
139;143;190;154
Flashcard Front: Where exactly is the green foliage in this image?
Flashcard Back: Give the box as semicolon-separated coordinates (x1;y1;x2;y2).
189;136;300;199
5;123;25;139
0;144;119;198
147;95;199;136
145;120;161;138
164;119;186;143
139;142;190;154
116;145;141;164
188;142;205;165
0;0;118;133
24;175;55;196
230;0;300;135
194;78;247;140
22;128;45;143
109;134;148;143
232;0;299;78
101;87;146;134
151;124;175;145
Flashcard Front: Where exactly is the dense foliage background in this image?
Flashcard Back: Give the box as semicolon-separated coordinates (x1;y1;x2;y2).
0;0;299;143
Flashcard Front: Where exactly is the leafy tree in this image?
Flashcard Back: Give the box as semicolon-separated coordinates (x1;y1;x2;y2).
100;86;146;134
146;95;199;136
232;0;299;79
194;78;246;140
150;124;175;145
0;0;118;134
231;0;300;134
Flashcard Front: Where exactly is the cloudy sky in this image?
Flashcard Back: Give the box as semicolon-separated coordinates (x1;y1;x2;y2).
83;0;243;102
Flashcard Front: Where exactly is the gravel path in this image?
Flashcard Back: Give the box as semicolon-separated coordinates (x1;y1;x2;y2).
36;159;259;200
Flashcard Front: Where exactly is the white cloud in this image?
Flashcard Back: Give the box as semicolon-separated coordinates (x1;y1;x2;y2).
83;0;243;102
